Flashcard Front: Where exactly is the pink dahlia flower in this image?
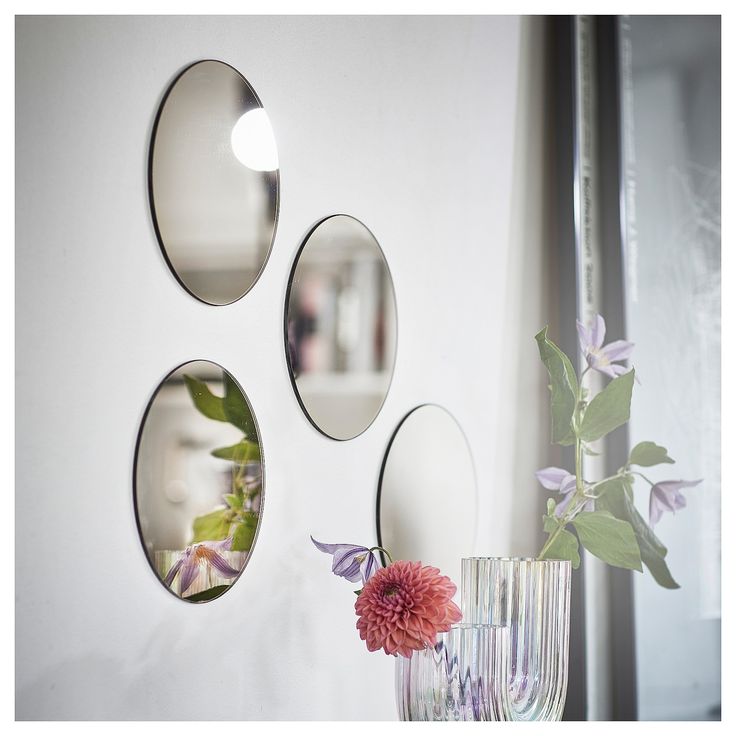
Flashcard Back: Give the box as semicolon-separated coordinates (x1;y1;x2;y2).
355;560;462;658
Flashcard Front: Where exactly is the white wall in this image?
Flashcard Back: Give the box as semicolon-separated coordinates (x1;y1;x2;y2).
16;15;549;719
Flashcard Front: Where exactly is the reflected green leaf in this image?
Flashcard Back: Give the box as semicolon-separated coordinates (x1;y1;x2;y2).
191;508;231;543
211;440;261;464
223;372;256;439
183;374;227;422
184;585;230;602
232;513;258;552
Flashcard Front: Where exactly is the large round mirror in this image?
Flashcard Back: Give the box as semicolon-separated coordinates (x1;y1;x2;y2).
149;60;279;305
377;405;477;586
285;215;397;440
134;360;264;602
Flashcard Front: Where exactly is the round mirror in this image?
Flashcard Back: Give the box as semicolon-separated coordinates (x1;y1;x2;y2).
377;405;477;586
134;360;264;602
149;60;279;305
285;215;397;440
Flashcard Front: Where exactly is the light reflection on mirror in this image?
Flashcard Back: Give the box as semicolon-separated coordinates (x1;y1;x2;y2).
150;60;279;305
134;360;264;603
377;405;477;586
285;215;397;440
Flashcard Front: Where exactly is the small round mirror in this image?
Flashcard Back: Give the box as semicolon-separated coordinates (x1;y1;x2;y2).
285;215;397;440
377;405;477;585
149;60;279;305
134;360;264;602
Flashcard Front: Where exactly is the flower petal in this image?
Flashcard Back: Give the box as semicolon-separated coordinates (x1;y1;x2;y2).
559;474;577;494
360;550;379;583
600;339;634;363
648;480;701;526
163;556;184;588
179;557;200;594
590;314;606;349
310;536;347;555
535;467;571;490
201;547;240;578
576;320;592;352
332;548;367;582
554;490;576;518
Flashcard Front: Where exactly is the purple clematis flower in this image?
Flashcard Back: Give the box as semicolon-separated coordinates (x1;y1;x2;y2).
536;466;592;517
649;479;702;527
577;314;635;379
164;537;240;595
311;536;379;583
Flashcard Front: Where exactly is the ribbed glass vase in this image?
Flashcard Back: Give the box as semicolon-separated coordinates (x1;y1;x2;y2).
461;557;571;721
395;624;510;721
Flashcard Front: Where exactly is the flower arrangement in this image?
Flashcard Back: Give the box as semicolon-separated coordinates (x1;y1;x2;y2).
311;538;462;657
535;315;701;587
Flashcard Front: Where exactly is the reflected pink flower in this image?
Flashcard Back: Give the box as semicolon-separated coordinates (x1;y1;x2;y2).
355;560;462;658
164;537;239;595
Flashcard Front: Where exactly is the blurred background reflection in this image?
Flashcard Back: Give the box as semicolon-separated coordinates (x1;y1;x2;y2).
286;215;397;440
150;60;278;305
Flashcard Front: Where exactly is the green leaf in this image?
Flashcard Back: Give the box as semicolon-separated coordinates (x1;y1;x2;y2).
190;508;231;543
183;375;228;422
638;545;680;589
223;493;243;510
223;372;257;439
583;444;601;456
579;369;635;442
535;327;579;445
572;510;642;571
596;478;678;588
628;441;675;467
546;498;557;517
211;439;261;464
231;513;258;552
541;527;581;569
184;585;230;602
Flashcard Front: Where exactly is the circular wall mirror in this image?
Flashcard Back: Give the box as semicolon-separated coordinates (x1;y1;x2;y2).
134;360;264;602
285;215;397;440
149;60;279;305
377;405;477;586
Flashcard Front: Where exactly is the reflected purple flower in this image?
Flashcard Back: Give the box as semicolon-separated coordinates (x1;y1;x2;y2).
164;536;240;595
311;536;379;583
577;314;635;379
649;479;702;526
535;466;592;517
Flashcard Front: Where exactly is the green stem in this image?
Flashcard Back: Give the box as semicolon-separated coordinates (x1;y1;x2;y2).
369;546;394;564
631;470;655;486
538;366;589;560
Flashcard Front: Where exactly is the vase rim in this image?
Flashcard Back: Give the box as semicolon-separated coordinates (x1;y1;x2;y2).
462;556;571;563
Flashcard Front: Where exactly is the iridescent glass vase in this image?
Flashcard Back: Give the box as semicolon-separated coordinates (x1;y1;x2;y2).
461;557;571;721
395;624;510;721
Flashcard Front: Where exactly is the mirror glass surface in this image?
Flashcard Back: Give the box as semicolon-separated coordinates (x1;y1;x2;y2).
377;405;477;586
150;60;279;305
134;360;264;602
285;215;397;440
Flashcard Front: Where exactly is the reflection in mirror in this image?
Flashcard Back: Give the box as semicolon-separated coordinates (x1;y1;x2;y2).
377;405;477;586
285;215;397;440
150;60;279;305
134;361;264;602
